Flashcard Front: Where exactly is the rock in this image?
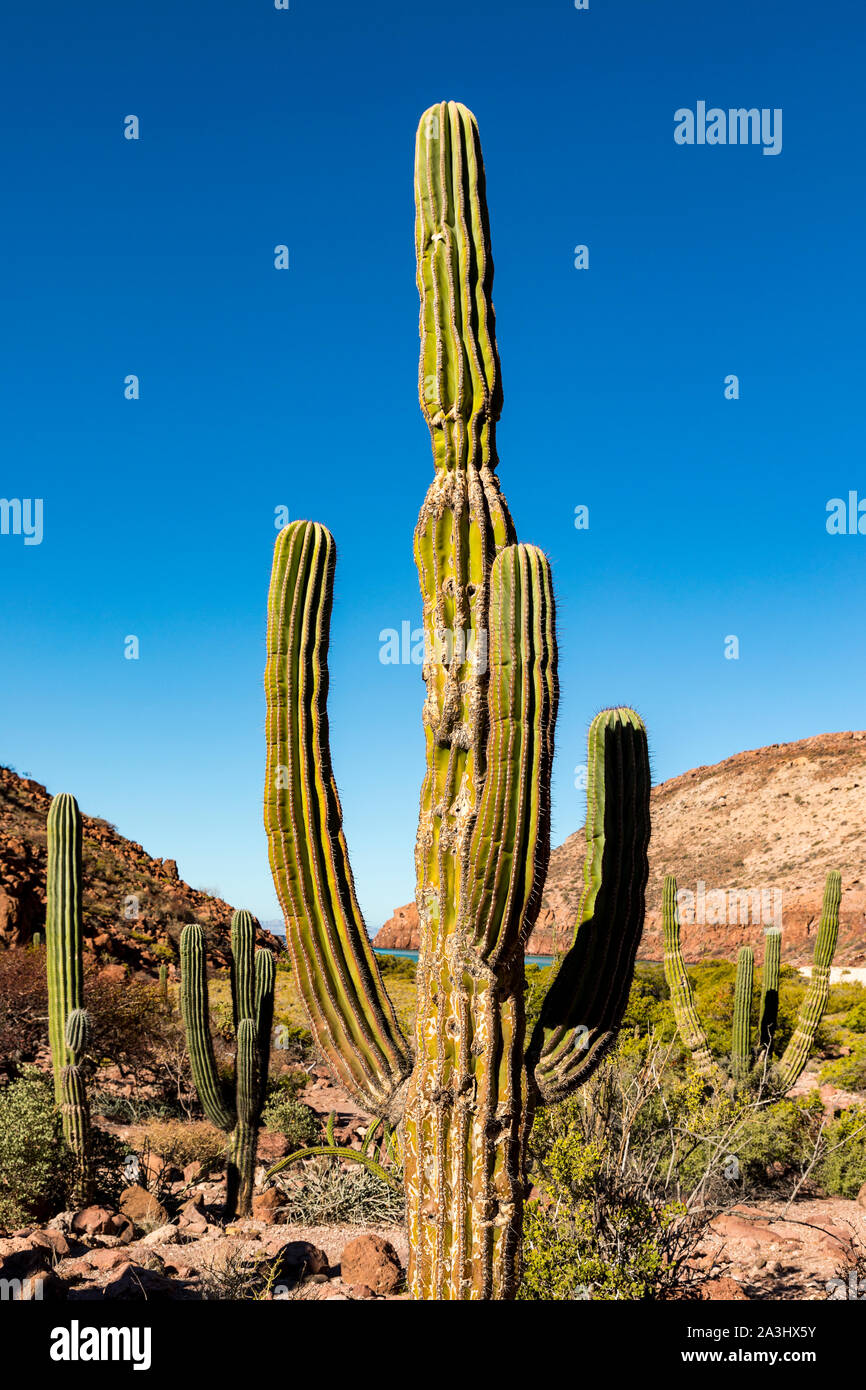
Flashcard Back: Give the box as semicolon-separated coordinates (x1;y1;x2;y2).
339;1234;402;1295
119;1185;169;1232
101;1262;194;1300
70;1206;118;1238
139;1224;179;1247
86;1247;133;1271
177;1196;214;1232
252;1188;284;1224
349;1283;376;1299
183;1161;203;1184
700;1276;750;1301
0;1241;66;1299
256;1130;291;1163
29;1229;72;1258
271;1240;330;1285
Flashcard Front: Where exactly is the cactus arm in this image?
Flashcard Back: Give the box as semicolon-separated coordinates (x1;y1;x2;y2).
777;872;841;1091
527;709;651;1105
661;873;721;1081
230;909;256;1027
179;923;236;1132
46;793;84;1103
464;543;557;965
759;927;782;1053
264;1145;402;1193
731;946;755;1080
264;520;413;1117
254;947;276;1110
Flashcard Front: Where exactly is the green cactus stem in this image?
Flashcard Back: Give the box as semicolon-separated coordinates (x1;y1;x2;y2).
661;873;722;1082
180;912;275;1217
32;930;42;948
759;928;782;1053
263;100;650;1300
776;872;841;1091
46;793;91;1197
731;946;754;1080
158;962;168;1002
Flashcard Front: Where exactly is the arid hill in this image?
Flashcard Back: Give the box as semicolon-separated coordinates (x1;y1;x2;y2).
0;765;279;975
374;731;866;967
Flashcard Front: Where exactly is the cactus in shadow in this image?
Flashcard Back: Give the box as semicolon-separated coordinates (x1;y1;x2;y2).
263;101;651;1300
180;911;275;1217
662;874;722;1081
46;792;90;1198
158;962;168;1002
731;946;754;1079
759;927;781;1051
776;871;841;1091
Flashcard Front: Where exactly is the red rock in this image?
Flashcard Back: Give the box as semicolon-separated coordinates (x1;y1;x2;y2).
700;1276;749;1301
252;1187;284;1223
119;1185;168;1232
70;1206;117;1238
86;1247;132;1271
339;1234;402;1295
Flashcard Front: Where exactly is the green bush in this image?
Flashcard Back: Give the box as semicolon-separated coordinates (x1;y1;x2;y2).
844;1001;866;1034
139;1118;227;1171
0;1070;69;1230
732;1094;823;1187
820;1041;866;1092
818;1109;866;1199
261;1091;318;1148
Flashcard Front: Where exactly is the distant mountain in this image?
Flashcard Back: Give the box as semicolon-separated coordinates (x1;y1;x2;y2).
374;731;866;967
0;765;280;975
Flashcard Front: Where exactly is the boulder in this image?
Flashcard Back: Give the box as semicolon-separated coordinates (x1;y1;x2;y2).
339;1234;402;1295
252;1187;284;1224
70;1206;118;1238
118;1185;169;1232
271;1240;330;1286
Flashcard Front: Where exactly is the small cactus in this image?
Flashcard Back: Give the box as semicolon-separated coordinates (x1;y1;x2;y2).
759;927;781;1052
731;946;754;1079
158;961;168;1002
46;793;90;1197
180;911;275;1217
776;872;841;1091
661;874;721;1081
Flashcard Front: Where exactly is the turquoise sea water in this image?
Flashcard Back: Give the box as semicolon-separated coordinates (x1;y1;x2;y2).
374;947;554;967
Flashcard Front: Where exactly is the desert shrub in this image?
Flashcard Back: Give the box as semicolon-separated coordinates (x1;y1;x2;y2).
0;1070;69;1230
274;1157;404;1225
844;1001;866;1034
90;1091;186;1124
138;1119;226;1171
818;1109;866;1199
0;946;51;1072
374;952;417;981
828;980;866;1015
261;1092;318;1148
820;1041;866;1092
731;1094;824;1187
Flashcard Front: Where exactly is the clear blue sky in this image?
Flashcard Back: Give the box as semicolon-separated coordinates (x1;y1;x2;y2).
1;0;864;931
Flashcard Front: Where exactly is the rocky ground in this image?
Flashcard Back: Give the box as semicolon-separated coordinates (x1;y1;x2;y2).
3;1063;864;1303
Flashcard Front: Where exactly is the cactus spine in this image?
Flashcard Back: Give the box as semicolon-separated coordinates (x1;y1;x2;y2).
180;911;275;1217
661;874;721;1081
46;793;90;1196
264;101;651;1300
759;927;781;1052
731;946;754;1079
776;872;841;1091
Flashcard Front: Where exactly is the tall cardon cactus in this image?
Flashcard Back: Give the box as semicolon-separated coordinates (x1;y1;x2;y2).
776;871;841;1090
46;792;91;1200
264;101;651;1300
180;911;275;1217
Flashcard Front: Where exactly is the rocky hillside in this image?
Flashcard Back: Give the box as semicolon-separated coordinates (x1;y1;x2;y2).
374;731;866;967
0;766;279;976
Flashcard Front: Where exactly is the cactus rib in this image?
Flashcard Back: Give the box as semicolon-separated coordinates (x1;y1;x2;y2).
661;873;722;1081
